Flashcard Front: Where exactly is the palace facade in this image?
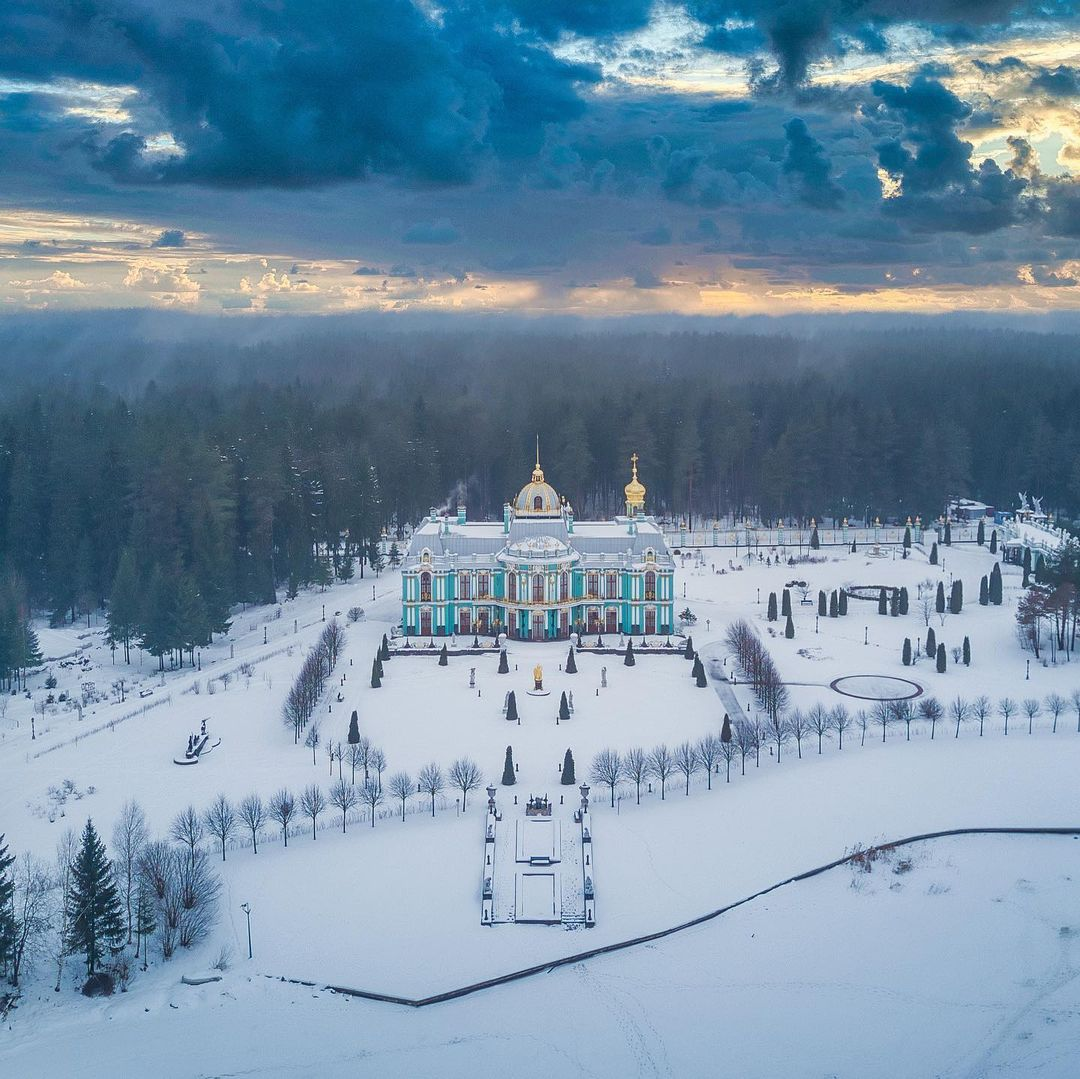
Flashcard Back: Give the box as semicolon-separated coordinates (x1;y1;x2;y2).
401;453;675;640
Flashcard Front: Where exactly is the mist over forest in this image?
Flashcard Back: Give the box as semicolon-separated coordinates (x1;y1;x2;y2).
2;310;1079;620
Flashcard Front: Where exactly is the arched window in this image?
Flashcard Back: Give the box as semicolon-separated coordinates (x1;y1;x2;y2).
587;571;598;596
533;495;543;512
644;570;656;601
420;572;432;602
606;572;617;598
645;548;656;563
459;573;470;600
559;572;569;601
532;574;544;603
421;548;432;564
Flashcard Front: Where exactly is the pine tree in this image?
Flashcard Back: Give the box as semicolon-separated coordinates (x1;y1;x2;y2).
926;626;936;658
809;525;819;550
624;639;635;666
66;819;124;977
829;591;838;618
174;572;208;668
977;519;985;545
498;648;509;674
898;587;909;616
929;542;938;565
683;636;694;659
139;564;177;672
0;833;14;974
767;592;778;622
438;643;448;666
962;636;971;666
818;591;827;617
133;879;156;967
990;529;998;555
904;524;912;550
838;589;848;616
949;579;963;614
989;563;1003;605
501;746;516;785
347;711;360;744
979;576;989;605
944;520;952;546
559;691;571;723
506;691;518;723
935;581;946;614
565;646;577;674
902;638;912;666
785;614;795;639
107;548;140;664
781;589;792;618
388;541;402;567
371;657;381;688
561;748;576;784
936;643;947;673
878;588;888;615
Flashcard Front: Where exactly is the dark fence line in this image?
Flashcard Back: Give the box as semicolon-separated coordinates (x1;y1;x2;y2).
271;826;1080;1009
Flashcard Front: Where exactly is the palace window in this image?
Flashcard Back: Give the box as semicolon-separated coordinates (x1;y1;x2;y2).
420;549;432;564
459;573;471;600
532;574;544;603
645;548;656;562
420;572;432;602
533;495;544;512
478;572;490;596
587;571;599;596
644;570;657;601
459;609;471;634
559;572;569;601
509;574;517;602
606;572;617;598
605;608;618;634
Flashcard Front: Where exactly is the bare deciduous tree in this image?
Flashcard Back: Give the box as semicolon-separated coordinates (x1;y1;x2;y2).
624;747;649;803
9;853;55;987
647;744;672;799
1022;697;1041;734
830;705;852;750
239;794;266;854
360;778;383;827
418;762;444;817
53;827;77;991
449;757;482;812
918;696;943;739
766;712;791;763
872;699;893;742
891;699;914;741
674;740;699;795
697;733;719;789
203;794;238;861
112;799;146;942
330;778;357;832
371;747;387;793
268;788;296;846
300;784;326;839
998;696;1017;736
387;771;413;821
972;694;991;737
347;736;371;784
718;735;738;782
1045;692;1066;733
732;719;754;775
950;696;970;738
591;748;624;806
304;720;322;766
170;805;204;866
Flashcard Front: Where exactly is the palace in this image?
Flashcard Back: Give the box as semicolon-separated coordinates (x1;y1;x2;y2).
401;452;675;640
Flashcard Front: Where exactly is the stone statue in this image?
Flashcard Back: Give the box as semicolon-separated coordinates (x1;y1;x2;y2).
533;663;543;691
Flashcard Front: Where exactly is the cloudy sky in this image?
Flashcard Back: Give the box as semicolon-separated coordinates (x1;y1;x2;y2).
1;0;1079;315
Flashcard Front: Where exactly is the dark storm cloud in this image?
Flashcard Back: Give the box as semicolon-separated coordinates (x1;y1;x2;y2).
782;118;843;208
152;229;185;248
1030;65;1080;97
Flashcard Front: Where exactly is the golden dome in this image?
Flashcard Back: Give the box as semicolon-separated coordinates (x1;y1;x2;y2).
514;441;561;517
624;452;646;513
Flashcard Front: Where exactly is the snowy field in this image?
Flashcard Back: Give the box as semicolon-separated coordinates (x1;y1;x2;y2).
4;535;1080;1073
4;833;1079;1079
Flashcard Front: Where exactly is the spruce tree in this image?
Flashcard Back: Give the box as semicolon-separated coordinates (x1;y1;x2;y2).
624;639;635;666
559;691;571;723
878;588;888;615
506;691;518;723
683;636;694;659
929;542;938;565
989;529;998;555
438;643;448;666
371;657;381;688
949;579;963;614
926;626;936;658
944;520;952;546
781;589;792;618
935;581;946;613
501;746;516;785
348;710;360;744
107;548;140;664
903;524;912;550
838;589;848;616
566;646;577;674
902;638;912;666
561;748;575;785
818;591;827;617
829;591;838;618
962;636;971;666
174;573;208;668
767;592;778;622
67;819;124;977
140;564;177;672
898;587;909;616
977;519;985;545
0;833;14;974
936;643;947;673
979;575;989;605
785;614;795;639
989;563;1003;604
810;525;820;550
498;648;509;674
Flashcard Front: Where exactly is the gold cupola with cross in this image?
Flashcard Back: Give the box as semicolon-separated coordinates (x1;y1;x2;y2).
624;452;646;516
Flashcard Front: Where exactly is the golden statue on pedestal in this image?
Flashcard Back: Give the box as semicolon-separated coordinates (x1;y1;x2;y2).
533;663;544;691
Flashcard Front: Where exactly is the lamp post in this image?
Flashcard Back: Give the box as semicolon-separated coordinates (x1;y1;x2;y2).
240;902;252;959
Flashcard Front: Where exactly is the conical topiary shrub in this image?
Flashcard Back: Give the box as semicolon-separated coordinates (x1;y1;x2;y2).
438;643;448;666
498;648;509;674
693;656;707;687
720;714;732;742
502;745;516;785
371;656;381;688
381;634;391;661
561;748;575;785
684;636;694;659
624;639;635;666
348;710;360;744
785;614;795;639
559;691;571;723
506;691;518;723
566;646;577;674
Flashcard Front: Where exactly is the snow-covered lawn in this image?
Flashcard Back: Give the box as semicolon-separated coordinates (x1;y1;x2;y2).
4;832;1078;1079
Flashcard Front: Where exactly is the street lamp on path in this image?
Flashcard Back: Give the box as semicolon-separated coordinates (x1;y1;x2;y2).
241;903;252;959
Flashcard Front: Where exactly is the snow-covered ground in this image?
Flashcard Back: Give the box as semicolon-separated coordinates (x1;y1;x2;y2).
5;833;1079;1078
4;537;1080;1073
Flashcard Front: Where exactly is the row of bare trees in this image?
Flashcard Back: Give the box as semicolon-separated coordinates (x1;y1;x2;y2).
282;620;346;743
725;619;788;720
